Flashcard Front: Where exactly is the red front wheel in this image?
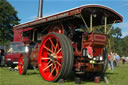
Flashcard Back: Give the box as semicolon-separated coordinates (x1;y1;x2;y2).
38;33;74;82
18;53;28;75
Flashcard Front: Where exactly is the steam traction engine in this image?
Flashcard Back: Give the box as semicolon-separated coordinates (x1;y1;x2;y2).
15;5;122;82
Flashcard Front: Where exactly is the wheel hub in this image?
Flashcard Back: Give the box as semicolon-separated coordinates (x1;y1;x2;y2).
20;62;22;65
50;53;57;61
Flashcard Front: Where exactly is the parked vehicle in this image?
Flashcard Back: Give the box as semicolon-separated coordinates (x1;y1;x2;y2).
6;42;28;68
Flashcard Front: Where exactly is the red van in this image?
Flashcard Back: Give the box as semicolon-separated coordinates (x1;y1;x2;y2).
6;42;28;68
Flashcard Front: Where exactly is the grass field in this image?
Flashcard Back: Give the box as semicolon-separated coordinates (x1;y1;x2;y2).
0;63;128;85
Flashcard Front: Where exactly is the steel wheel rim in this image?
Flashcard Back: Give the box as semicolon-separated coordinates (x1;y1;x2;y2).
38;34;63;81
18;55;24;74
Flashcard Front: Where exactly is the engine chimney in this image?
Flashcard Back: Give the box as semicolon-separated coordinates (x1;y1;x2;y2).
37;0;43;19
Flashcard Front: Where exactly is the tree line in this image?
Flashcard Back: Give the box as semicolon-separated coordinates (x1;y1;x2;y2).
107;27;128;57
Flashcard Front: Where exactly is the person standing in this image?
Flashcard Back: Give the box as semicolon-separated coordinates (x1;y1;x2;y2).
122;56;126;64
108;53;111;70
110;52;115;71
115;53;120;67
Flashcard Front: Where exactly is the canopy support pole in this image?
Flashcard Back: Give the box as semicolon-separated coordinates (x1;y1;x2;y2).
104;17;107;34
32;30;35;41
80;13;89;32
107;21;116;34
90;14;93;32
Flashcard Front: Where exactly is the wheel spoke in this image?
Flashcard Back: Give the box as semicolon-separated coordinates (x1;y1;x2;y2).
49;38;56;49
57;56;62;59
47;60;52;66
47;52;51;56
56;48;62;55
22;66;24;70
43;63;53;71
44;45;53;53
56;61;61;67
41;57;50;60
55;41;59;53
51;63;53;71
55;64;59;76
49;66;56;78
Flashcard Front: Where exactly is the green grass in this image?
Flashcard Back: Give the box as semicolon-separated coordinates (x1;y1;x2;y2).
0;63;128;85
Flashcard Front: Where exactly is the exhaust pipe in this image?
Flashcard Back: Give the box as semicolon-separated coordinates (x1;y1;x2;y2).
37;0;43;19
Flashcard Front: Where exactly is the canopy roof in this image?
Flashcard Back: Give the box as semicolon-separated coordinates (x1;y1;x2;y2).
14;5;123;29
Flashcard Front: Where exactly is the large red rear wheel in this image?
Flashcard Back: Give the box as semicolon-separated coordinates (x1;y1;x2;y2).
18;53;28;75
38;33;74;82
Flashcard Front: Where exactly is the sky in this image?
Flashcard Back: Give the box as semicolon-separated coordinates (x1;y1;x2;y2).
8;0;128;37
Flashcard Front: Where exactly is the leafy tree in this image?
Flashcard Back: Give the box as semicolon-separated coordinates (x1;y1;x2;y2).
108;27;128;57
0;0;20;46
121;36;128;56
112;27;122;38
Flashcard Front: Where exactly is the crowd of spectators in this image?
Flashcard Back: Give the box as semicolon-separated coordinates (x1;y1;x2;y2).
108;52;127;71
